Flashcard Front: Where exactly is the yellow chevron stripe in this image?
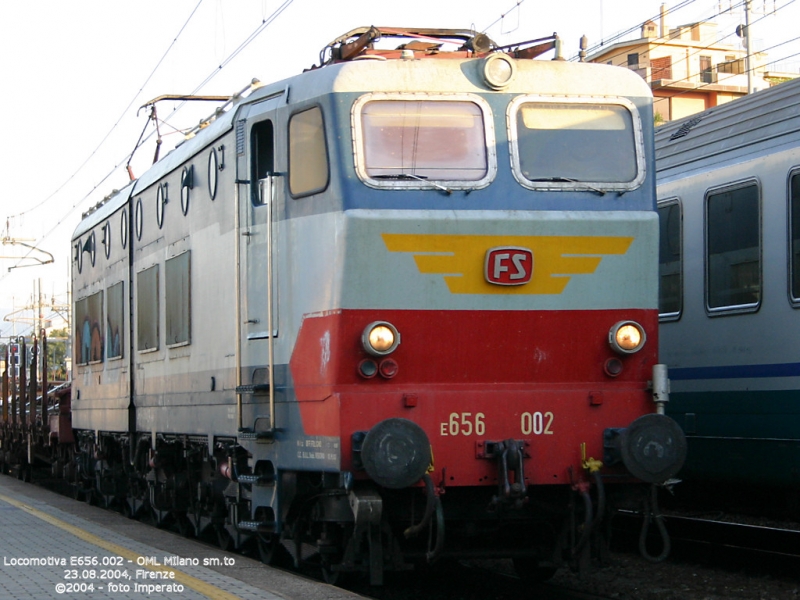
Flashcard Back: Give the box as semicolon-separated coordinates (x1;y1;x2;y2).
382;233;633;294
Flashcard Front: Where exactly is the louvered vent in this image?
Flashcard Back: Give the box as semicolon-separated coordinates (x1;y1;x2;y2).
669;115;704;140
236;119;247;155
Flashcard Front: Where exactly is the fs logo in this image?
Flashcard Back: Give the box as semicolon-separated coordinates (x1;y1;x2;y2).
485;247;533;286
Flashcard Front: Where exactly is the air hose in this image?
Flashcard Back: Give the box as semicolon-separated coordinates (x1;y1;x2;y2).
403;474;444;563
403;474;437;539
639;483;671;563
571;488;594;557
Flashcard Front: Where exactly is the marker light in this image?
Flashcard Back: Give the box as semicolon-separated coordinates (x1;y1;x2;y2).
379;358;399;379
362;321;401;356
358;359;378;379
608;321;646;354
604;357;624;377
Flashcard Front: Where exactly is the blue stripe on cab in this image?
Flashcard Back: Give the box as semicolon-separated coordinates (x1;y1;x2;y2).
671;362;800;380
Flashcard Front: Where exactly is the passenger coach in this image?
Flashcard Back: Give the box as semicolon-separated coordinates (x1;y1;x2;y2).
656;76;800;503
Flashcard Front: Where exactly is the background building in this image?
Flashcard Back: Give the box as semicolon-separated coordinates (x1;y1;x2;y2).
587;6;794;122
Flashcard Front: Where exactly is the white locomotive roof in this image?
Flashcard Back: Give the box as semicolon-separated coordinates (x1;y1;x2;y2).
73;180;136;241
655;76;800;180
326;56;652;99
74;52;652;241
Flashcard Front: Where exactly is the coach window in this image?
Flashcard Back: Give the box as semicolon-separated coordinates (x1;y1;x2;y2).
706;181;761;314
74;298;88;365
509;97;644;192
789;170;800;304
75;291;104;365
165;251;191;347
251;120;274;205
288;107;328;197
658;198;682;320
353;95;495;190
106;282;124;360
137;265;159;352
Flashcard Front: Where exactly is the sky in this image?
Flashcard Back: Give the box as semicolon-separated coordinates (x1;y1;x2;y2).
1;0;798;338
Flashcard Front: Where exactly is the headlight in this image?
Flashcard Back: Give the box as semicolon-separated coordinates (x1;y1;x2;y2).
362;321;401;356
608;321;646;354
482;53;516;90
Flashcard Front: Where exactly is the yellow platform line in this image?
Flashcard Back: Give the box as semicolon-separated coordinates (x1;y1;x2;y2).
0;492;242;600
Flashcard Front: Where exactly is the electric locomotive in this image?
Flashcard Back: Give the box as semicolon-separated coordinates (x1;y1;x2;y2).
11;27;686;584
656;76;800;511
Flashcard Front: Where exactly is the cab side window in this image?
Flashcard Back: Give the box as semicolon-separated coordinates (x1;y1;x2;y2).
251;120;274;205
288;106;329;197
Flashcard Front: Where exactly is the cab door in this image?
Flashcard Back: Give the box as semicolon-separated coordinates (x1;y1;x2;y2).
237;96;284;379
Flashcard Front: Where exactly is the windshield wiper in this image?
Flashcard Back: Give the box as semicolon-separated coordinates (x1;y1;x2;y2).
527;176;606;196
373;173;452;195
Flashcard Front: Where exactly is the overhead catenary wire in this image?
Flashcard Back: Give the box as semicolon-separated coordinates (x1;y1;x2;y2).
650;28;800;106
185;0;295;97
571;0;732;64
0;0;296;284
590;0;798;106
6;0;206;222
579;1;735;67
1;2;208;333
576;0;702;59
481;0;527;36
0;0;207;305
580;0;796;71
105;0;297;194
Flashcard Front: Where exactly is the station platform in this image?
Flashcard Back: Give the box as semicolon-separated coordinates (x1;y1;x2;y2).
0;474;364;600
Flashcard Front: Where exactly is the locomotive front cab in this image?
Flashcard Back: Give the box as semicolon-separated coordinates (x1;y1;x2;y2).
262;30;685;584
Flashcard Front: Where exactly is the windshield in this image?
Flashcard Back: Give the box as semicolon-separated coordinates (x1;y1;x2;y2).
513;101;640;187
359;99;489;182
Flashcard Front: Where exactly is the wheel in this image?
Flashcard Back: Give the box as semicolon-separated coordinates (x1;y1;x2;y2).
320;561;348;586
175;514;195;538
512;557;557;583
216;526;233;551
258;534;290;566
319;557;353;586
317;523;350;585
258;536;276;564
70;484;83;501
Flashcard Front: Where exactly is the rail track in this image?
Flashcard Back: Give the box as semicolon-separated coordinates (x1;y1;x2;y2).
614;510;800;576
342;559;619;600
20;463;800;598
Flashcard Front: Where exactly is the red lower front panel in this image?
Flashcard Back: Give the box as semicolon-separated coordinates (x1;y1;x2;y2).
290;308;658;487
